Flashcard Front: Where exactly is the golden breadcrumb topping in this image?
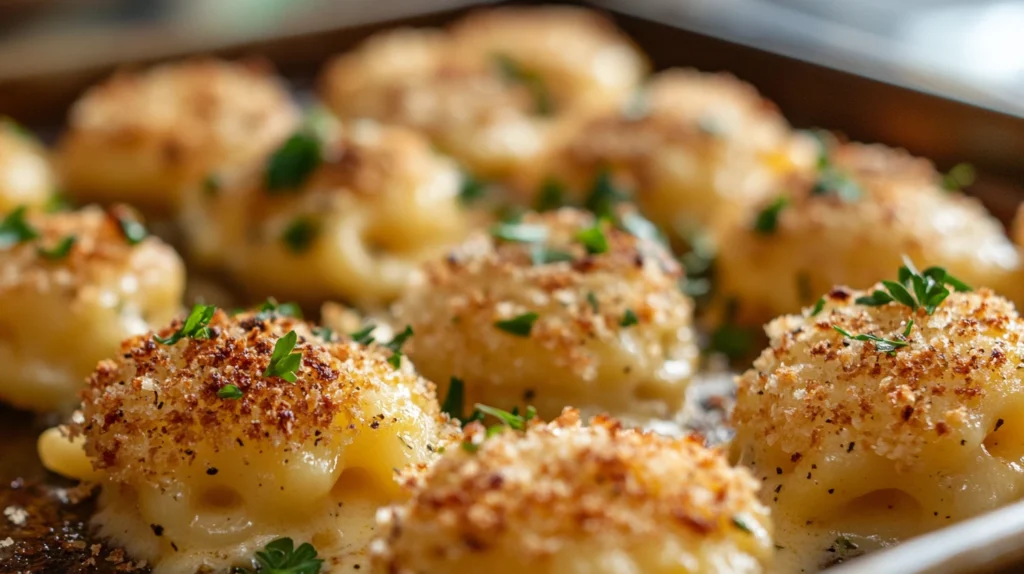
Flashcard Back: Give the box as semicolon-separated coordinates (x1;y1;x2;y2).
733;285;1024;469
71;309;452;483
0;205;180;300
373;409;771;570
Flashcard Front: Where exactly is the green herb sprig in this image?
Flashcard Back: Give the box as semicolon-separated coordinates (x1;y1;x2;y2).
217;385;243;400
256;298;303;319
495;312;538;337
384;326;414;369
266;133;322;192
155;304;217;345
833;320;914;355
350;324;376;345
753;196;788;234
265;331;303;382
281;217;318;253
584;170;629;219
37;235;76;260
235;537;323;574
855;258;971;315
0;206;38;248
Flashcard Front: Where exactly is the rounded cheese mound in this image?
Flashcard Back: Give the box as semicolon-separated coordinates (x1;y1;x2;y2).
715;142;1019;325
181;119;469;306
394;208;698;421
0;118;56;213
529;69;814;233
372;409;773;574
66;309;459;574
57;59;299;214
732;286;1024;566
0;205;183;412
320;7;646;183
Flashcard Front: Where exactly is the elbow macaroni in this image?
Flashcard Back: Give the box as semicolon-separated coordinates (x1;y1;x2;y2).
45;309;458;573
373;409;773;574
0;205;183;412
395;208;698;422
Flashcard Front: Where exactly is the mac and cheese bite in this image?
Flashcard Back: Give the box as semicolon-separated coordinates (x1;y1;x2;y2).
395;208;698;421
715;142;1019;325
57;59;299;215
182;119;469;306
0;118;57;214
48;308;457;573
0;205;183;412
373;409;773;574
732;277;1024;570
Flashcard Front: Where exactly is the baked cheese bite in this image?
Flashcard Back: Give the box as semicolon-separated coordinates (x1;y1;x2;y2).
44;307;457;573
0;205;183;412
372;408;774;574
181;118;469;306
394;207;698;421
0;117;57;214
57;59;299;215
527;69;814;234
320;8;646;183
732;270;1024;571
715;141;1019;325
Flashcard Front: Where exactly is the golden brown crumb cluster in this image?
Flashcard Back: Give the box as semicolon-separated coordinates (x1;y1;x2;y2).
71;309;449;483
733;285;1024;468
0;205;179;299
373;409;771;570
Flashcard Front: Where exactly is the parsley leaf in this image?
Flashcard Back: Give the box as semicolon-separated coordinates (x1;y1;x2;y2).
617;211;666;245
217;384;243;400
266;133;321;192
37;235;75;260
530;245;575;265
941;162;976;191
855;258;970;315
832;325;910;355
312;326;334;342
809;297;826;316
264;331;303;382
474;403;536;431
459;173;487;205
535;178;566;212
113;211;148;245
494;312;538;337
0;206;39;249
620;309;639;327
155;304;216;345
281;217;318;253
249;537;323;574
384;325;414;369
256;298;303;319
731;514;754;534
493;54;553;116
753;196;788;234
441;377;467;423
812;166;861;202
350;324;376;345
584;170;628;219
576;224;609;254
491;222;548;244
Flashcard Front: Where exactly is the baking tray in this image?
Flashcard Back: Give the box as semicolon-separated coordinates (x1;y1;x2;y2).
1;1;1023;573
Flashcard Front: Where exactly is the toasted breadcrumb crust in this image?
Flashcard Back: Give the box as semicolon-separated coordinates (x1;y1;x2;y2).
372;409;772;573
715;142;1019;324
0;205;180;300
70;309;454;484
395;207;698;420
733;286;1024;470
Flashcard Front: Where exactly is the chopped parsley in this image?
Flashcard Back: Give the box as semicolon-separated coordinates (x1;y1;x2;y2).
576;224;609;254
491;222;548;244
493;54;553;116
753;196;788;234
620;309;639;327
217;384;243;400
350;324;376;345
474;403;536;431
256;298;303;319
441;377;469;423
832;321;913;355
155;304;216;345
114;211;148;245
584;169;628;219
0;206;39;249
384;325;414;369
530;245;575;265
941;162;976;191
237;537;323;574
264;330;303;382
535;178;567;212
265;133;322;192
810;297;826;316
281;217;318;253
312;326;334;342
37;235;75;260
494;312;538;337
854;259;970;315
459;173;487;205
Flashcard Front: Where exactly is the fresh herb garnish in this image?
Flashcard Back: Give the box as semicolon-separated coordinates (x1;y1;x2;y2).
753;196;788;234
256;298;303;319
942;163;976;191
459;173;487;205
441;377;468;423
350;324;376;345
113;211;148;245
155;304;216;345
535;178;566;212
281;217;318;253
854;258;970;315
530;245;575;265
812;167;861;202
217;384;243;400
494;312;538;337
731;514;754;534
618;211;666;245
37;235;75;260
237;537;323;574
0;206;39;248
832;321;913;355
264;330;303;382
491;222;548;244
474;403;536;431
620;309;639;327
384;325;414;369
312;327;334;342
810;297;826;317
576;224;609;254
584;169;628;219
266;133;321;192
493;54;553;116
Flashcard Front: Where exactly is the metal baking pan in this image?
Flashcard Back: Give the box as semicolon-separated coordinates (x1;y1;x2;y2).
1;1;1022;573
